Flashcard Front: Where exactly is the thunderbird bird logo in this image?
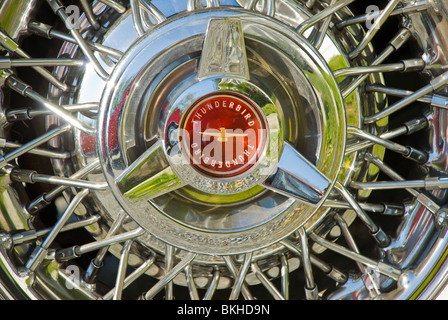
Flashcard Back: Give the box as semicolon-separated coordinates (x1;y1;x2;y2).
200;127;248;142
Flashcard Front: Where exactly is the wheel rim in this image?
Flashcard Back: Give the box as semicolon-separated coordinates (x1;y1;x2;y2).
0;0;448;300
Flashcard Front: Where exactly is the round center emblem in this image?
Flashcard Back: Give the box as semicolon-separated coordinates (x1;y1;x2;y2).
180;93;268;178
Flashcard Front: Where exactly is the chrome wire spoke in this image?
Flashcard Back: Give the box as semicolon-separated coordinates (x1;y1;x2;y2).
139;0;166;27
334;214;381;298
297;0;356;33
334;182;390;247
55;228;146;262
28;21;124;60
348;0;401;60
26;159;101;215
112;240;133;300
0;124;71;169
345;115;428;155
142;252;197;300
280;239;348;285
131;0;166;37
5;75;96;134
364;71;448;124
46;0;110;80
223;256;255;300
311;0;336;49
79;0;101;30
309;233;402;281
102;252;156;300
347;126;427;164
0;29;69;91
188;0;220;11
243;0;275;16
324;199;405;216
280;255;290;300
98;0;127;13
25;188;90;272
5;102;99;124
84;212;128;283
305;0;317;9
298;228;318;300
335;0;430;30
0;57;85;68
185;264;200;300
341;27;412;98
203;268;221;301
164;245;175;300
334;58;426;78
1;140;71;160
2;214;101;248
251;262;285;300
364;84;448;109
9;167;108;190
364;153;441;214
350;178;448;191
228;253;253;300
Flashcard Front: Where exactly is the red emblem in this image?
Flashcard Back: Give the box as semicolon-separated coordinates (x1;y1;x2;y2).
180;93;267;178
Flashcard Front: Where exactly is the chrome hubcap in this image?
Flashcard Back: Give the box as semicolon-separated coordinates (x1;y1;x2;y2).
97;8;346;255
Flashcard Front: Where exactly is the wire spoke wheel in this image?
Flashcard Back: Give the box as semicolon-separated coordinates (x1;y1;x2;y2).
0;0;448;300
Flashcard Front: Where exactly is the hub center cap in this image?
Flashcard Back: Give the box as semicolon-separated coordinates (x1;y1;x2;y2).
98;9;346;255
181;93;267;178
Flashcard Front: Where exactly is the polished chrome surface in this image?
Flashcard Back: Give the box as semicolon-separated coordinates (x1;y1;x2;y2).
0;0;447;301
96;8;346;255
262;142;331;205
198;18;250;80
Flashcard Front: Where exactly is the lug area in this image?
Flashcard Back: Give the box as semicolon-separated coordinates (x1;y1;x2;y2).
97;9;346;255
